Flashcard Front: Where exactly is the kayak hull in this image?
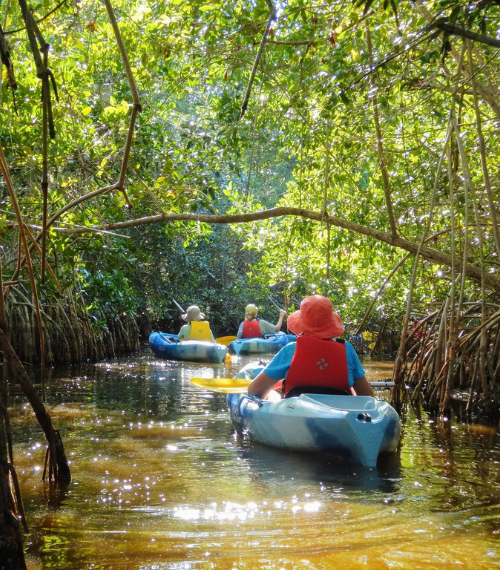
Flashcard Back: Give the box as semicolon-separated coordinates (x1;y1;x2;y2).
229;332;294;355
227;393;401;467
149;332;228;364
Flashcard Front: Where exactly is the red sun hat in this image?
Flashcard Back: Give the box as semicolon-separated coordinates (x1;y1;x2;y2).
287;295;344;339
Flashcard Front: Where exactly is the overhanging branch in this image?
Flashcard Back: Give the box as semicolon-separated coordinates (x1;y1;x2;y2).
436;22;500;49
62;206;500;293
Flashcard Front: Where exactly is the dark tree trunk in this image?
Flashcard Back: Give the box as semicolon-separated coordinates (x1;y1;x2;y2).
0;329;71;484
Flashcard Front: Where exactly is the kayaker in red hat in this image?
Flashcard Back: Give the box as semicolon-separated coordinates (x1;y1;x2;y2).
236;303;286;339
247;295;373;399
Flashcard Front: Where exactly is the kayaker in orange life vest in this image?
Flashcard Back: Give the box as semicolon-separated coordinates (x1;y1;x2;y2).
247;295;373;399
236;303;286;339
178;305;216;342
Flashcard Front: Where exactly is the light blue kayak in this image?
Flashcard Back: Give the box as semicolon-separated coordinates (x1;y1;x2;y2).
229;332;295;355
227;362;401;467
227;393;400;467
149;332;228;364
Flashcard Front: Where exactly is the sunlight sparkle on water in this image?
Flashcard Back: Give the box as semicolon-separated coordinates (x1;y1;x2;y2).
173;502;259;522
304;501;321;512
173;499;321;522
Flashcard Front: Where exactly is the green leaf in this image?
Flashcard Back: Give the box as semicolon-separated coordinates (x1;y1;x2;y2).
339;91;351;105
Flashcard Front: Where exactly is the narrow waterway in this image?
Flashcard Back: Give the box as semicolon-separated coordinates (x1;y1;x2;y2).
9;351;500;569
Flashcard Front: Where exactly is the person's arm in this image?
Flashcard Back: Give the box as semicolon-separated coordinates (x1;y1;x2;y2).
248;371;280;398
345;341;370;394
259;310;287;335
352;375;374;397
178;324;189;341
236;322;243;339
247;343;295;398
275;309;286;331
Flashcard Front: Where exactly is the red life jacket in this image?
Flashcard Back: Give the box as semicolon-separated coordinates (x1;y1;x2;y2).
283;335;350;397
242;319;263;339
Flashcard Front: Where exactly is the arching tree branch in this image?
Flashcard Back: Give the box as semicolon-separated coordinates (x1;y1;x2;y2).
60;207;500;293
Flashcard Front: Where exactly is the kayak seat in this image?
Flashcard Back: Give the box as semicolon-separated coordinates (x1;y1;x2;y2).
264;332;284;339
285;386;351;398
159;334;179;344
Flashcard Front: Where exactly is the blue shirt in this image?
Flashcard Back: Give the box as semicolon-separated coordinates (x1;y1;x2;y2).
264;340;365;388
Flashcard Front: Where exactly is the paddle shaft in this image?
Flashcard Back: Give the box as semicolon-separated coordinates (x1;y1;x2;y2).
172;299;185;313
267;294;285;311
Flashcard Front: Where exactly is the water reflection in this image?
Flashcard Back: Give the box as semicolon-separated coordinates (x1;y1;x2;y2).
235;442;402;496
10;352;500;569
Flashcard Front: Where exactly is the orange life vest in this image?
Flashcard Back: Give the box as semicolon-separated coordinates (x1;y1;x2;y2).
242;320;263;339
283;335;349;397
186;321;213;342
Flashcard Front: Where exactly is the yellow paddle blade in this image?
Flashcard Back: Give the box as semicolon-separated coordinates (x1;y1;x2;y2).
190;377;251;393
215;336;237;346
190;377;394;394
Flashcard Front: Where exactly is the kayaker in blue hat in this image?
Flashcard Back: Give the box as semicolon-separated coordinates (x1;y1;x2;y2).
236;303;286;339
178;305;216;342
247;295;373;399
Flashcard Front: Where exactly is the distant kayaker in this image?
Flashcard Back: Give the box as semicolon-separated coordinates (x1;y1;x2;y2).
247;295;373;399
236;303;286;339
178;305;216;343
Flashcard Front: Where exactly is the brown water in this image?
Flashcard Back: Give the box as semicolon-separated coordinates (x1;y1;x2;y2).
9;352;500;569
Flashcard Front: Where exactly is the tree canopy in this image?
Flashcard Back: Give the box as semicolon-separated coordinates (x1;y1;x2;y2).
1;0;500;336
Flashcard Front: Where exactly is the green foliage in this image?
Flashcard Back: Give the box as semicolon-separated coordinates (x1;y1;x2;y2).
1;0;499;338
81;267;136;316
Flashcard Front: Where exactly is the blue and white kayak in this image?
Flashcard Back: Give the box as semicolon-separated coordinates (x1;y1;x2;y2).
227;393;400;467
149;332;228;364
227;391;400;468
229;332;295;356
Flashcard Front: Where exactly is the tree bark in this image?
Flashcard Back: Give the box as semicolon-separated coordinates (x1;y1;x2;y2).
0;329;71;484
436;22;500;49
